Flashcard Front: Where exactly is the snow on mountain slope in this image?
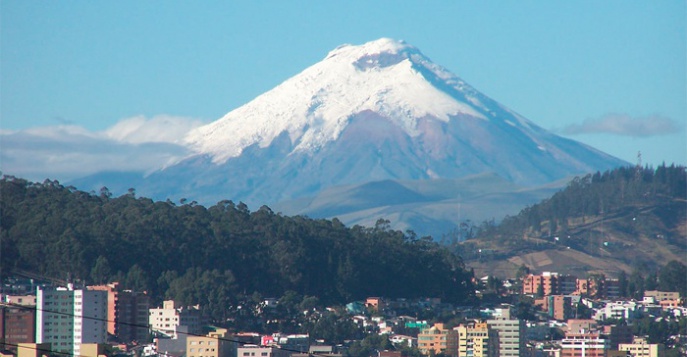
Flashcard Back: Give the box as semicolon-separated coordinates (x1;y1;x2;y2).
80;38;629;237
185;38;492;163
171;38;627;205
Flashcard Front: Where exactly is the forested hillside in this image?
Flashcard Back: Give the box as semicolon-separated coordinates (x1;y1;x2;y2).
0;176;474;312
460;164;687;278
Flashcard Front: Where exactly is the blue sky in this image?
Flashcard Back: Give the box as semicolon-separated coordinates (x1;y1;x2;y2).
1;1;685;181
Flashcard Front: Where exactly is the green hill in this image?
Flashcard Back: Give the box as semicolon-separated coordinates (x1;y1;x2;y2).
0;175;475;322
458;164;687;279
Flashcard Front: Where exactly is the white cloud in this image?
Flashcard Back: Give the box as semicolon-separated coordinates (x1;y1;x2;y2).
560;113;682;137
104;115;204;144
0;115;205;182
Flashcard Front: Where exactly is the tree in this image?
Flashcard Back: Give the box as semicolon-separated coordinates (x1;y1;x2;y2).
0;176;477;311
658;261;687;297
618;271;629;298
99;186;112;199
309;312;360;344
515;296;537;321
347;334;393;357
90;256;112;284
125;264;148;292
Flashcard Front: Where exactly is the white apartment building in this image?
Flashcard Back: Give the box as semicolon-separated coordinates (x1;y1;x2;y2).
560;332;608;357
149;300;201;338
36;285;107;356
487;317;526;357
592;301;643;321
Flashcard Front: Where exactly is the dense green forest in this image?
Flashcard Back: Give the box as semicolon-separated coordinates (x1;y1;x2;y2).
473;164;686;247
0;176;474;317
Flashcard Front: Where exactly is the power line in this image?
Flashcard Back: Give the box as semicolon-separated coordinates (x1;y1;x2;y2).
1;341;82;357
3;302;345;357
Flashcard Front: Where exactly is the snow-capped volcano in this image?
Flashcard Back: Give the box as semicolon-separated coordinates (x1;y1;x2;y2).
180;38;624;192
186;38;505;163
78;38;627;236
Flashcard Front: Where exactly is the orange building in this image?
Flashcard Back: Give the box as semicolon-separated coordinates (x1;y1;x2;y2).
366;297;385;311
88;282;150;342
523;272;577;296
536;295;572;321
418;323;451;355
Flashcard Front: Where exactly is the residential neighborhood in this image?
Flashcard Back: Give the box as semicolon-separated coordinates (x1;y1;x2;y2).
1;271;685;357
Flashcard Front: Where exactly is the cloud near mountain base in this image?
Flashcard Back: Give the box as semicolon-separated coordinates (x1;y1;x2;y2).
0;115;204;182
561;113;681;137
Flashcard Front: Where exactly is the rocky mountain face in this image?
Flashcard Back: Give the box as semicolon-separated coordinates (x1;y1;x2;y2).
73;38;628;237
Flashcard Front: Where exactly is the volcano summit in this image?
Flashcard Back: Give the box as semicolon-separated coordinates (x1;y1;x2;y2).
75;38;627;235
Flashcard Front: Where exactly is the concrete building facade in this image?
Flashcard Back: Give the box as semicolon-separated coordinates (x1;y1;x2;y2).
644;291;680;301
487;316;526;357
0;305;36;351
16;343;50;357
523;273;559;296
237;345;290;357
186;328;233;357
560;331;608;357
450;322;498;357
149;300;201;339
36;285;107;356
88;282;150;342
418;323;451;355
618;337;665;357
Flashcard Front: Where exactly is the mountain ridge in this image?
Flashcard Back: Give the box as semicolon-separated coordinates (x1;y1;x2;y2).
459;164;687;277
68;38;628;237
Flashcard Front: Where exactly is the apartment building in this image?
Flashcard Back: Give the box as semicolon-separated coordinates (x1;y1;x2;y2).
592;301;643;321
487;314;526;357
541;295;572;321
523;272;579;296
644;291;680;302
35;285;107;356
560;331;608;357
523;272;558;296
186;328;233;357
523;272;622;299
149;300;201;338
449;322;498;357
418;323;451;355
88;282;150;342
618;337;665;357
576;277;620;299
0;305;36;350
